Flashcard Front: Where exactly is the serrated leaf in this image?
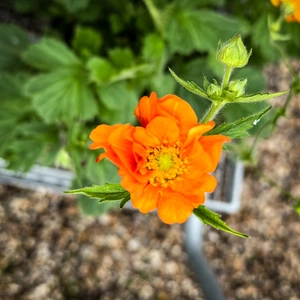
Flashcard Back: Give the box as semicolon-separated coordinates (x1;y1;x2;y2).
3;121;60;172
0;74;32;153
26;68;98;123
233;90;288;103
206;106;272;139
193;205;249;238
72;25;102;58
65;183;131;208
164;8;250;55
0;24;29;71
97;81;135;110
86;56;116;85
23;38;81;71
169;68;210;100
96;83;138;125
142;33;166;71
108;47;135;69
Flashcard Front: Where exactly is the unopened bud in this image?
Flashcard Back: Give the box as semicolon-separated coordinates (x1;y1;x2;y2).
228;79;247;97
207;83;222;97
217;34;252;68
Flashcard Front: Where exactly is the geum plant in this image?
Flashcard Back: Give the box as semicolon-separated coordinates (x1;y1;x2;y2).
66;34;287;238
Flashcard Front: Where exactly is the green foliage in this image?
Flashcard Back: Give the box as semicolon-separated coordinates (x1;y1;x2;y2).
193;205;249;238
72;26;102;58
206;106;272;139
65;183;131;208
54;0;90;14
164;8;250;55
26;68;98;123
0;0;299;217
0;24;29;71
23;38;81;71
169;68;210;100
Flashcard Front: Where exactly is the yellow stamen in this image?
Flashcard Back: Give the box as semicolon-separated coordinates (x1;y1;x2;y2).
145;141;189;188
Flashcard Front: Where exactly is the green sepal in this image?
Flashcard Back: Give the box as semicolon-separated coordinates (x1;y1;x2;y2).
193;205;249;238
64;183;131;208
233;90;288;103
206;106;272;139
168;68;211;101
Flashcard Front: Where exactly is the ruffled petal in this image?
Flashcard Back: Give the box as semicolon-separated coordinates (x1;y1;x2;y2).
157;191;194;224
199;135;231;172
134;117;180;147
134;92;158;127
171;173;217;196
183;121;215;149
131;184;160;213
89;124;123;150
158;94;198;134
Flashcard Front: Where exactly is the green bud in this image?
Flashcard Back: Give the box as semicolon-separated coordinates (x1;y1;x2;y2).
207;83;222;97
228;79;247;98
217;34;252;68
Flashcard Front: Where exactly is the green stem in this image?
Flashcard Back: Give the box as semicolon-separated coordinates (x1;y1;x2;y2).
221;66;233;90
201;102;225;123
143;0;163;33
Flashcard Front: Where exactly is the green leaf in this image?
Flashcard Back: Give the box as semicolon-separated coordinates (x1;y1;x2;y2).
26;68;98;123
150;73;176;97
206;106;272;139
0;73;32;153
108;48;135;69
142;33;166;71
233;90;288;103
72;25;102;58
0;24;29;71
86;56;116;85
97;83;138;125
2;121;60;172
193;205;249;238
251;14;279;62
169;68;210;100
23;38;81;71
54;0;90;13
97;81;135;110
164;8;250;55
65;183;130;208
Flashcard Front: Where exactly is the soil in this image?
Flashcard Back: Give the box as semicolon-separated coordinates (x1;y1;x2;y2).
0;62;300;300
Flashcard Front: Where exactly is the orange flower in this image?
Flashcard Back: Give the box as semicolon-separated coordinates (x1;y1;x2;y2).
90;92;230;224
271;0;300;22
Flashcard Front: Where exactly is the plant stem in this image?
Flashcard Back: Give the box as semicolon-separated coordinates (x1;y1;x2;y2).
201;102;225;123
143;0;163;33
221;66;233;90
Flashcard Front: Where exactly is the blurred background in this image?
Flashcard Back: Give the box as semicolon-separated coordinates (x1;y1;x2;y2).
0;0;300;299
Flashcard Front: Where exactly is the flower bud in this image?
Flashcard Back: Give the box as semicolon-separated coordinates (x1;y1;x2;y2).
216;34;252;68
206;83;222;97
228;79;247;97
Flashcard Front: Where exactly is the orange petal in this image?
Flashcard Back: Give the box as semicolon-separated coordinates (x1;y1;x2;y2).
200;135;230;172
184;140;214;174
146;117;180;146
158;94;198;134
270;0;280;6
134;92;158;127
183;121;215;149
157;191;194;224
134;117;180;147
131;184;160;213
171;173;217;196
89;124;123;149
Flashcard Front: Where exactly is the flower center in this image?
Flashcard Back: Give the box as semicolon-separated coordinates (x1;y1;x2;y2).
145;141;189;188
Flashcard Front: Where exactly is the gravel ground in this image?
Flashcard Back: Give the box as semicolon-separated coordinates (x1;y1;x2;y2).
0;62;300;300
